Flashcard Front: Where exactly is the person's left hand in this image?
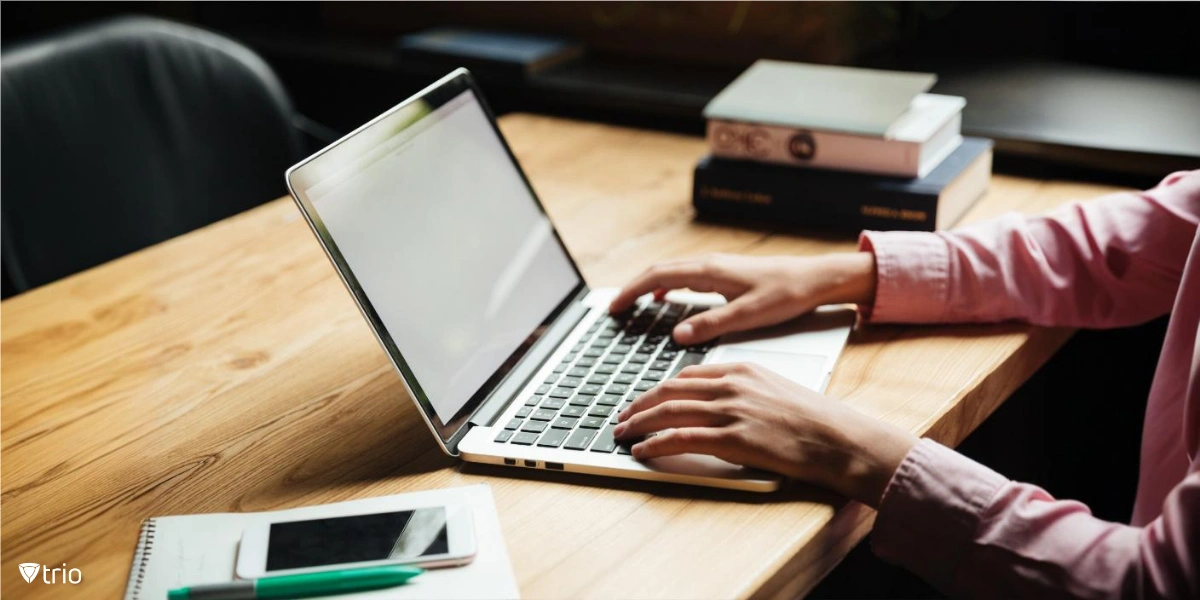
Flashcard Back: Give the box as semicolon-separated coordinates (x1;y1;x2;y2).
613;362;918;507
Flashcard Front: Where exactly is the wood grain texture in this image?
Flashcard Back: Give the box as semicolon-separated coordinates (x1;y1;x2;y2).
1;114;1127;599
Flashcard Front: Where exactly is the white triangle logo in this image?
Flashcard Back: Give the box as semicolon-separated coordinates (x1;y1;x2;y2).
19;563;41;583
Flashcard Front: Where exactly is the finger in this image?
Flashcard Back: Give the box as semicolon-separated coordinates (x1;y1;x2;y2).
672;296;778;345
631;427;729;460
674;362;742;379
608;261;732;313
621;378;722;421
614;400;728;439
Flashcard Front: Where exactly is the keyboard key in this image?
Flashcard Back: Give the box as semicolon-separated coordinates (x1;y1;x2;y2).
628;353;651;364
511;432;539;445
538;429;569;448
589;426;617;453
583;347;604;357
597;394;622;406
552;417;579;430
611;344;633;354
568;367;590;378
621;363;643;374
642;370;666;381
594;364;618;374
564;353;578;362
614;373;637;385
617;442;633;455
549;387;573;398
668;351;708;377
580;416;606;429
505;418;522;430
536;384;551;395
576;357;597;367
564;429;597;450
558;377;582;388
602;354;625;364
531;409;557;421
620;335;640;345
572;343;585;352
521;420;548;433
651;360;672;371
568;395;595;407
525;395;544;407
544;373;559;384
589;405;614;417
606;384;630;395
578;384;604;395
634;380;655;392
495;430;513;443
516;406;533;418
561;405;587;418
587;374;611;385
639;344;660;354
553;363;568;373
541;397;567;409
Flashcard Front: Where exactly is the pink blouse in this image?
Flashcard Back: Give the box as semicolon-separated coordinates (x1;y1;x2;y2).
858;170;1200;599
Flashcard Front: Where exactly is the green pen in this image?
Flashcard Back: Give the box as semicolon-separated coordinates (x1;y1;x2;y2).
167;565;424;599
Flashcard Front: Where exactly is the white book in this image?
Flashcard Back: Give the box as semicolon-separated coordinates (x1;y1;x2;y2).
123;485;518;600
707;93;966;178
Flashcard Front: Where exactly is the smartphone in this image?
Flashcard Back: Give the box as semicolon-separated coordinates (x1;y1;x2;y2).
235;504;476;579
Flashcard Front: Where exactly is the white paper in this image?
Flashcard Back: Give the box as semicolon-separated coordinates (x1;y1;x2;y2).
124;484;518;599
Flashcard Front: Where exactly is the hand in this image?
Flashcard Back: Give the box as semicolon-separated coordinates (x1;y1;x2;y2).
608;252;876;345
613;362;917;507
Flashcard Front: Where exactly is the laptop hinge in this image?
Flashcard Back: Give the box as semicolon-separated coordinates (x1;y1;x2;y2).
462;288;592;435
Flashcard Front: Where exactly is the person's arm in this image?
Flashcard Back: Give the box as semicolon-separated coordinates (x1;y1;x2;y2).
873;440;1199;599
860;171;1200;327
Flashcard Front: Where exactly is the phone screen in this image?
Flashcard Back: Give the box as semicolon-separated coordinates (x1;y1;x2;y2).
266;507;449;572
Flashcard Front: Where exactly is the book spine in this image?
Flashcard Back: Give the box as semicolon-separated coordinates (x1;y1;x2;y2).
692;162;940;233
706;120;922;177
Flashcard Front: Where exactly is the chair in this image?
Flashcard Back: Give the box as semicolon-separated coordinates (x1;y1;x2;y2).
1;16;306;297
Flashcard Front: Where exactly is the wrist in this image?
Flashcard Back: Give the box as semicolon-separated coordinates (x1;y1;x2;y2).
847;421;918;508
814;252;877;307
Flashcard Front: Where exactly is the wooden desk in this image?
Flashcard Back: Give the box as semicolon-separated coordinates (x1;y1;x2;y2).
1;114;1128;599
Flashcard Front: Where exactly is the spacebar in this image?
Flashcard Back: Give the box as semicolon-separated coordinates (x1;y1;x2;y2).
667;351;708;378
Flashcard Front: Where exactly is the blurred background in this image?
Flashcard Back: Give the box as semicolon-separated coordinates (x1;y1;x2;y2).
3;4;1195;596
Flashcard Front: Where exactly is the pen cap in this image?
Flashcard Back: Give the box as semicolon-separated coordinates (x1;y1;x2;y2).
257;565;424;599
167;590;188;600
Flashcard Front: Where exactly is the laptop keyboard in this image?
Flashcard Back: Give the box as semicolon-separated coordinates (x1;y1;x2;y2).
493;301;713;454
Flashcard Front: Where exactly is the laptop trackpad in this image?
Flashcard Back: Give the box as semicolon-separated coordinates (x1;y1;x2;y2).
707;348;828;390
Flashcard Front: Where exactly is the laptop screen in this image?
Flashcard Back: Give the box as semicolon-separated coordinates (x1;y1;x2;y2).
287;73;583;444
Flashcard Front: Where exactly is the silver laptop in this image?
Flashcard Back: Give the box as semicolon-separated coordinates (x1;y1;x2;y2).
285;69;854;492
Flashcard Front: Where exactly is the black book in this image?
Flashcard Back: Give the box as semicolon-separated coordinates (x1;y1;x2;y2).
693;137;993;233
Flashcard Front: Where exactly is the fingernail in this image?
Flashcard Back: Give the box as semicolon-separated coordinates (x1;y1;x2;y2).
617;409;630;422
613;423;626;437
631;443;644;459
674;322;693;340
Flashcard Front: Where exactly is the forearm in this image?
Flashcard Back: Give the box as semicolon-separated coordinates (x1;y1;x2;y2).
857;171;1199;327
872;440;1200;599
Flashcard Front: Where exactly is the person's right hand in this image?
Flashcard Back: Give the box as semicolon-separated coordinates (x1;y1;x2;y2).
608;252;877;345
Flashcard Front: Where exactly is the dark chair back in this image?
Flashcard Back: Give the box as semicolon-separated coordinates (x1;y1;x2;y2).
1;16;304;296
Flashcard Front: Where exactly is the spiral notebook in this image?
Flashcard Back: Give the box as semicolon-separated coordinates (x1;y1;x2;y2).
123;484;518;599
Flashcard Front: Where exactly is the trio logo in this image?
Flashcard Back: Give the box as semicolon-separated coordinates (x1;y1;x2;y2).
17;562;83;584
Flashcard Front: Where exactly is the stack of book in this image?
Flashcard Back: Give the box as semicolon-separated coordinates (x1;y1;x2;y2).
694;60;993;232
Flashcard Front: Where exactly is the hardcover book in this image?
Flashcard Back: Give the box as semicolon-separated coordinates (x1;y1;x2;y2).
693;137;993;233
397;28;583;78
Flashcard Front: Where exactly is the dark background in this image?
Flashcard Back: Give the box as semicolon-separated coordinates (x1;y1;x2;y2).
5;2;1198;141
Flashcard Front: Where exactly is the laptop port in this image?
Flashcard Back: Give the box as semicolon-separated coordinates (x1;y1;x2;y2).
523;460;537;468
545;462;565;471
503;458;517;466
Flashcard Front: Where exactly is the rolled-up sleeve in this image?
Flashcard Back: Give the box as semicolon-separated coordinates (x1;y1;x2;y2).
872;440;1200;599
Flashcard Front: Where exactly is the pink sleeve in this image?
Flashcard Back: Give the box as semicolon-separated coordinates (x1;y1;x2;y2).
872;440;1199;599
858;171;1200;327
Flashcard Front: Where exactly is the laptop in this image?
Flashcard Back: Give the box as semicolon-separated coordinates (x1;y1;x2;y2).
285;69;854;492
